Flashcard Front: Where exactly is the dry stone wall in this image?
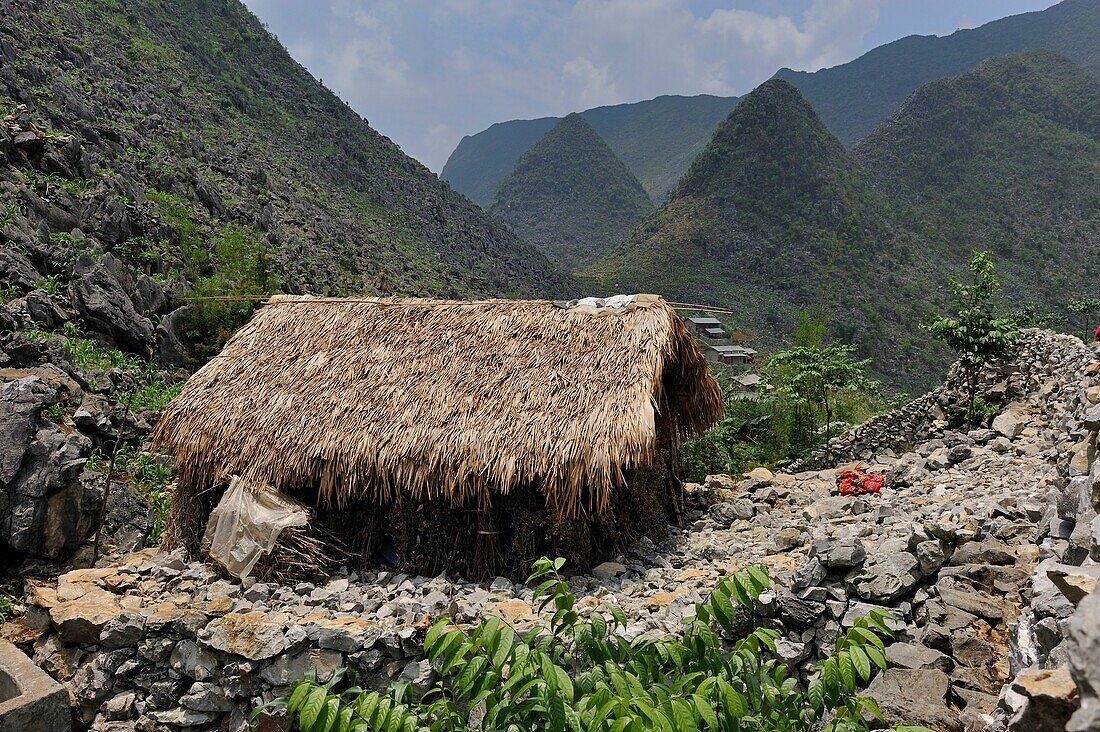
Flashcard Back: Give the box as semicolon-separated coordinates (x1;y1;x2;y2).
793;329;1085;471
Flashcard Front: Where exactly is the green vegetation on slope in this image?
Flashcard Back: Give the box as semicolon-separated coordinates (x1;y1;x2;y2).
489;114;653;271
583;94;741;202
443;95;738;207
776;0;1100;145
587;79;939;388
441;118;558;209
591;53;1100;390
853;51;1100;335
6;0;574;305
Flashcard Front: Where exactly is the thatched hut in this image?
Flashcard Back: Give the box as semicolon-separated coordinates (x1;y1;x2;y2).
153;294;722;578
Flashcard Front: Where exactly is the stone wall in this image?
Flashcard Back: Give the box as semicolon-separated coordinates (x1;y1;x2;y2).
792;329;1093;471
988;344;1100;731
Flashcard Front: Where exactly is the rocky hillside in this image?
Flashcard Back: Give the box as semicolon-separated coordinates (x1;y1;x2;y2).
776;0;1100;146
489;114;653;271
0;0;577;570
442;94;738;207
8;329;1100;731
0;0;574;338
444;0;1099;214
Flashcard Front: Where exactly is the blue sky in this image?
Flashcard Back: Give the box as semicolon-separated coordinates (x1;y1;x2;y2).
241;0;1056;172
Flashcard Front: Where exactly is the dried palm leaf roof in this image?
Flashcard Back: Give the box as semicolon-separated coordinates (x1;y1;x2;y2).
153;294;723;520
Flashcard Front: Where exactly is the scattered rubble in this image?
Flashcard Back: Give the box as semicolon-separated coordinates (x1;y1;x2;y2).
2;328;1097;732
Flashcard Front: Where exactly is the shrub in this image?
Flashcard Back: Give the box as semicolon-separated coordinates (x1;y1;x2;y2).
766;343;875;462
87;444;174;543
261;559;930;732
923;250;1018;427
181;224;275;360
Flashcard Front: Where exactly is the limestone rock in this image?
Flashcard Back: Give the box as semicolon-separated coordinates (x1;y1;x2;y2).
258;648;343;687
68;253;154;356
866;668;961;731
993;407;1027;439
811;537;866;568
935;576;1004;620
886;642;953;673
592;562;626;581
50;588;123;644
1067;592;1100;731
200;612;286;661
1007;666;1079;732
1047;565;1100;606
0;374;97;560
849;552;921;603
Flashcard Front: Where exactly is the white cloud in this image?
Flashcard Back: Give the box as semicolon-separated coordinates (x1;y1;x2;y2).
561;57;622;108
244;0;887;171
552;0;885;103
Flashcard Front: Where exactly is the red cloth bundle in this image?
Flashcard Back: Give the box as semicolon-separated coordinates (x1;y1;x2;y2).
837;468;885;496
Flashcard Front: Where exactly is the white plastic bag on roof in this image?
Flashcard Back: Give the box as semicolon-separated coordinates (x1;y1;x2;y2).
204;476;309;579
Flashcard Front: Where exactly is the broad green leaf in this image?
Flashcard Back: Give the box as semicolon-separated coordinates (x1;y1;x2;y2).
299;687;327;731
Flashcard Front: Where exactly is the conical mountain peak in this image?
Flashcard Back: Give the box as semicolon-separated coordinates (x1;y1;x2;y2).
490;114;652;270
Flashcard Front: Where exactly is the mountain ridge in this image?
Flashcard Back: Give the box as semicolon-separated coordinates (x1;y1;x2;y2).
776;0;1100;145
590;52;1100;387
0;0;576;317
442;94;738;207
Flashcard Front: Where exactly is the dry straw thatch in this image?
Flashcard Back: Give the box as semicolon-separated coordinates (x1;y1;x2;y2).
154;294;722;524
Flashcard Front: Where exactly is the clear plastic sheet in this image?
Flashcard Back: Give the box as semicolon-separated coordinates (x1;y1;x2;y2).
204;476;309;579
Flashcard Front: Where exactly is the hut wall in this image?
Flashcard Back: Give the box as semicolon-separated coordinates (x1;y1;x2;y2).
162;379;689;581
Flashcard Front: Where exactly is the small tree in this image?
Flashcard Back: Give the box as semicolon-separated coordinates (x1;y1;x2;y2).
766;342;873;460
1067;297;1100;341
923;250;1018;427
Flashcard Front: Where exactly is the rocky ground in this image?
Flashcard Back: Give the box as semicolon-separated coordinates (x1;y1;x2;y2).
1;328;1097;732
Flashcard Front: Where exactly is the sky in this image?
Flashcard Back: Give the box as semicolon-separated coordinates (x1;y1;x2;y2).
241;0;1056;172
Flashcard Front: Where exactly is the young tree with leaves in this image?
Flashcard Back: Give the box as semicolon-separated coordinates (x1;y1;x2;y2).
766;342;874;461
923;250;1018;427
1067;297;1100;341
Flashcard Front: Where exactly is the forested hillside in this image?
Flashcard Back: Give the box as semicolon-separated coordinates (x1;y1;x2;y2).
587;80;933;382
591;53;1100;387
489;114;652;271
854;51;1100;319
776;0;1100;145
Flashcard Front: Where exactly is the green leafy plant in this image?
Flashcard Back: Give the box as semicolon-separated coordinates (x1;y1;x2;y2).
57;321;145;370
88;443;174;543
260;559;929;732
682;362;899;481
20;169;98;198
923;250;1019;427
0;199;19;228
131;372;184;413
182;224;276;360
40;274;62;294
46;401;66;422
